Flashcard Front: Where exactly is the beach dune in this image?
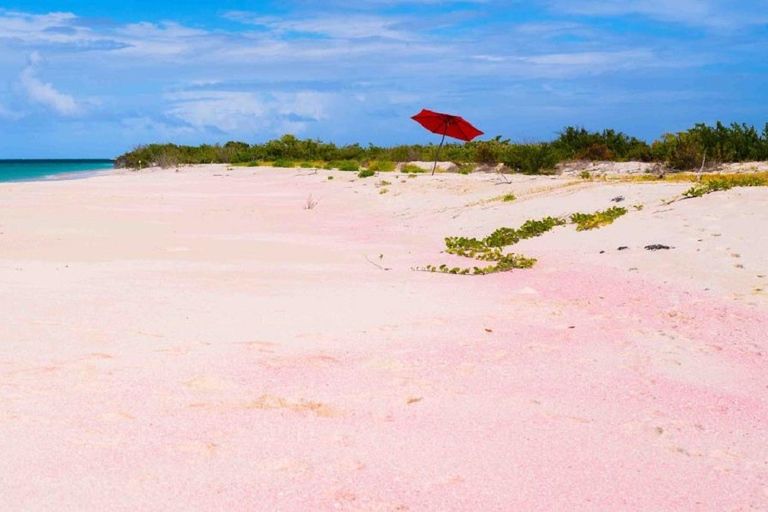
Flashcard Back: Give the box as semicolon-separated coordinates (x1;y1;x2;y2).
1;165;767;510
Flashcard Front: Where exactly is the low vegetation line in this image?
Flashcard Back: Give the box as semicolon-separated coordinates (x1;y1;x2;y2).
115;121;768;175
682;173;768;198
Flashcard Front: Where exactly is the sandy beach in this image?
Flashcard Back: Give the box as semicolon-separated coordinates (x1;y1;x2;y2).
1;164;767;510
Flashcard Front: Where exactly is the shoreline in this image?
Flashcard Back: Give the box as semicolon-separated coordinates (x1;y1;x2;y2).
1;164;766;509
39;168;116;182
0;163;115;184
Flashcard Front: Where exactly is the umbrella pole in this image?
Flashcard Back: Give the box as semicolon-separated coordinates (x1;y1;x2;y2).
432;132;446;176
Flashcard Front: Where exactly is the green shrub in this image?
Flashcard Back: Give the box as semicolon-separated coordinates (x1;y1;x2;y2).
579;170;591;179
656;132;704;170
326;160;360;172
338;160;360;172
473;136;510;164
552;127;651;162
576;143;614;161
368;160;396;172
504;144;559;175
501;193;516;202
401;164;426;174
653;122;768;168
273;159;295;168
454;163;474;175
357;169;375;178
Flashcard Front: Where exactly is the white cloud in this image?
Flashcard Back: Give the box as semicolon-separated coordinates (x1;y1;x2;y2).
18;51;81;116
0;9;128;51
464;47;674;80
546;0;768;29
472;54;507;63
165;90;331;135
223;11;415;41
0;10;78;38
119;115;197;140
0;10;205;61
113;21;209;57
523;50;656;68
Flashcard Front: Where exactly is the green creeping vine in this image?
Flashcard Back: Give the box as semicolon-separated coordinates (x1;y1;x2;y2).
569;206;627;231
421;254;537;276
682;174;767;198
419;207;635;276
419;216;565;275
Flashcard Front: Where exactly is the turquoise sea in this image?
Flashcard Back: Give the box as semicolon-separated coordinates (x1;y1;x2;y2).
0;159;114;183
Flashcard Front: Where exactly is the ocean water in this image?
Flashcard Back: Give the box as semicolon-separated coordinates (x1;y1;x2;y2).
0;159;114;183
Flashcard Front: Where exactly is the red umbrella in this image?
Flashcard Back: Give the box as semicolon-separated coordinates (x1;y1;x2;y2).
411;109;484;174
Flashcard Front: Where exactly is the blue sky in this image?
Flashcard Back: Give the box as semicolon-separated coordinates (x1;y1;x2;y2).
1;1;767;158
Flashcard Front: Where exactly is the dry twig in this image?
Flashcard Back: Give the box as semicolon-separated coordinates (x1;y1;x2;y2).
364;255;391;271
303;194;318;210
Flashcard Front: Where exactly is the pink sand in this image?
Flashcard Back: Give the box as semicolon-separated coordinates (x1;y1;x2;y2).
1;165;766;510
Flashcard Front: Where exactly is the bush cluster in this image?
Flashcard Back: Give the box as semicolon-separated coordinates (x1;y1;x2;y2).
325;160;359;172
114;121;768;173
400;164;426;174
654;123;768;170
357;169;375;178
368;160;396;172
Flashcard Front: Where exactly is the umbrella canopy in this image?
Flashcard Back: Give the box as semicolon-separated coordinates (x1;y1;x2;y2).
411;109;483;174
411;109;484;142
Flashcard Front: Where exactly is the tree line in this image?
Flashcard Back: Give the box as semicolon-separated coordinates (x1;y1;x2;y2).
114;121;768;174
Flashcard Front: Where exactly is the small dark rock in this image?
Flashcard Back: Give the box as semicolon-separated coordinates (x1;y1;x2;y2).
645;244;672;251
611;195;625;202
618;246;629;251
599;250;605;254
